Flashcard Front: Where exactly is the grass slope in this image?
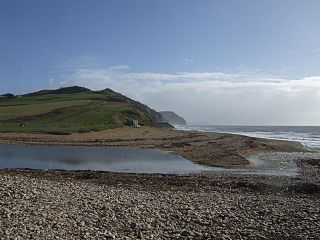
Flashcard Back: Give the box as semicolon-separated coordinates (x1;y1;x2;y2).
0;88;157;134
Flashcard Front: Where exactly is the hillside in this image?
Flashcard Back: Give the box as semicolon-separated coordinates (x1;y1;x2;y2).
0;86;165;133
160;111;186;125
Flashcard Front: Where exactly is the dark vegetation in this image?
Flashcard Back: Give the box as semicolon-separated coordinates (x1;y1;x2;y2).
0;86;166;133
0;93;16;99
23;86;91;96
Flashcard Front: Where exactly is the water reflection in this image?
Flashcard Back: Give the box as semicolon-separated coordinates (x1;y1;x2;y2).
0;144;211;174
1;144;318;175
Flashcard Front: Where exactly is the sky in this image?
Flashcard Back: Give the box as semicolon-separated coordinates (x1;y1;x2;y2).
1;0;320;125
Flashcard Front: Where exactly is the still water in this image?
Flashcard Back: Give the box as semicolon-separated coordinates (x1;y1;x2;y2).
0;144;211;174
1;144;319;175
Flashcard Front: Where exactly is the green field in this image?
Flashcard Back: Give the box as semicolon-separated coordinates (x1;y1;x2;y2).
0;88;157;134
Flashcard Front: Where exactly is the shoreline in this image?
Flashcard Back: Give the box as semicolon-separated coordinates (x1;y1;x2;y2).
0;127;319;239
0;126;307;168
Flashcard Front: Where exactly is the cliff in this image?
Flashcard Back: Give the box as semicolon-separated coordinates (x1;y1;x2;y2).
159;111;186;125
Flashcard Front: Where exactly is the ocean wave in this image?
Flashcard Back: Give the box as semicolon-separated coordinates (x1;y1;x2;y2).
177;125;320;151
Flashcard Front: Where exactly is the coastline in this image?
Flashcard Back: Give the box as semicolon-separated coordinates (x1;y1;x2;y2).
0;127;319;239
0;126;307;168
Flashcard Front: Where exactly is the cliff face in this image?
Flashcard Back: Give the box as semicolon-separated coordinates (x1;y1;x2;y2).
159;111;186;125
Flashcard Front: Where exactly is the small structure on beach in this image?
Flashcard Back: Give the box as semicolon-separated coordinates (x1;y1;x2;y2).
127;119;139;127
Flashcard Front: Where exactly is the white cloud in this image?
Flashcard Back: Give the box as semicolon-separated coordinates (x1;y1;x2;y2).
60;67;320;125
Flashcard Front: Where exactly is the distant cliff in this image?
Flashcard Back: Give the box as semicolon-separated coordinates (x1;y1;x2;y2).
159;111;186;125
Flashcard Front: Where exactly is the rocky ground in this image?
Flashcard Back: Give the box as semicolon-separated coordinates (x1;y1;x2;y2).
0;128;318;239
0;159;319;240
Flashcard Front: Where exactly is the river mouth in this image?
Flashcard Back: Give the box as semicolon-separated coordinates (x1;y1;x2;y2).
246;152;320;176
1;144;319;175
208;152;320;176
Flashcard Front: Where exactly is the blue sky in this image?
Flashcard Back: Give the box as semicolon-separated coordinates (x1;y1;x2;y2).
1;0;320;124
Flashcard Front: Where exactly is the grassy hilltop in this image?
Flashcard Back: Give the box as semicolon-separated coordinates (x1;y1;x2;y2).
0;86;165;134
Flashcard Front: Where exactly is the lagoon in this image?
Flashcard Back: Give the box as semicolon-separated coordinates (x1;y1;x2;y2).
1;144;319;175
0;144;211;174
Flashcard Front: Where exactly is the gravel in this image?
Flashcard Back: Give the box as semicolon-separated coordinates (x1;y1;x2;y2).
0;127;306;167
0;165;319;239
0;128;318;239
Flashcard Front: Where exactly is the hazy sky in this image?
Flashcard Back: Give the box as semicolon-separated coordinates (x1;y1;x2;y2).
1;0;320;125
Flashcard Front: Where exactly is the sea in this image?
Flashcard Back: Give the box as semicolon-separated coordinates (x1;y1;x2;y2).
175;125;320;151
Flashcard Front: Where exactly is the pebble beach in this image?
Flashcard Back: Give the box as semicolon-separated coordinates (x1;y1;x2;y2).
0;127;319;239
0;165;319;239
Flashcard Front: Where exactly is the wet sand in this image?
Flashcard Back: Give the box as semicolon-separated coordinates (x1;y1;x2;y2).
0;126;307;167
